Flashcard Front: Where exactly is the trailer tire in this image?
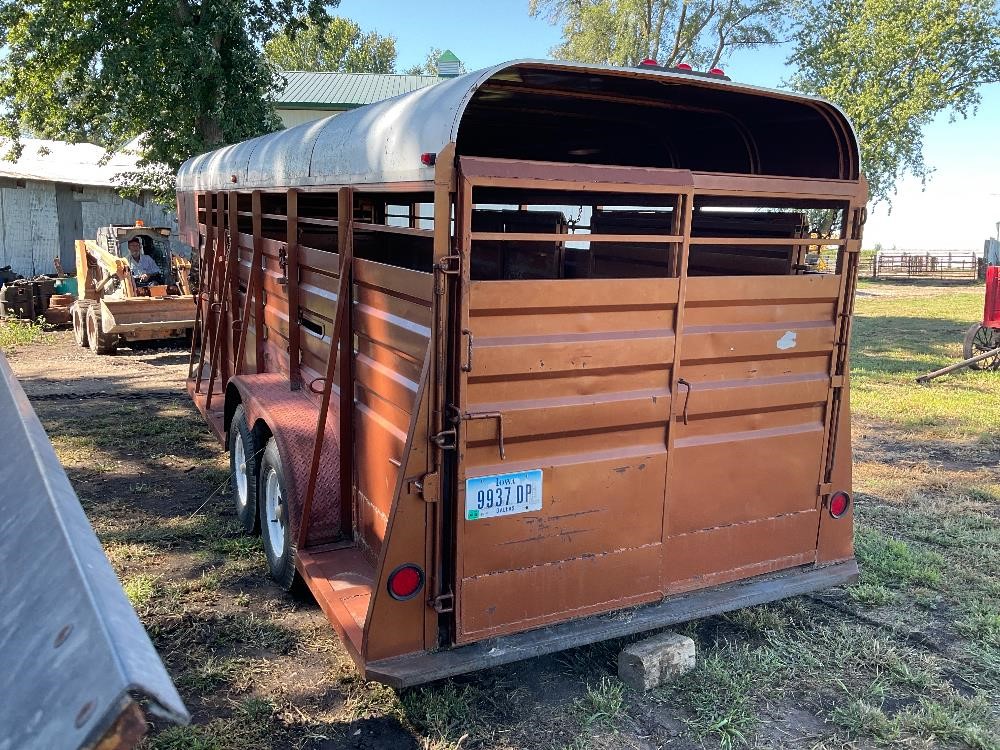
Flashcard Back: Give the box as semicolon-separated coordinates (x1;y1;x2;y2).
72;304;89;348
86;305;118;355
228;405;260;534
258;438;301;591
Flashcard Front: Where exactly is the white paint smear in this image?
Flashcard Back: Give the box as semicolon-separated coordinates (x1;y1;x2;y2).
776;331;797;350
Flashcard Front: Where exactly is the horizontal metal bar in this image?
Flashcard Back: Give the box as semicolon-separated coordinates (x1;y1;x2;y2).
688;237;847;246
353;222;434;238
0;353;189;749
366;559;858;688
471;232;684;243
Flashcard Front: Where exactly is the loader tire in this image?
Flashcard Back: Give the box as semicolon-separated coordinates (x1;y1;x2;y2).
86;305;118;355
258;438;302;592
72;304;89;348
228;405;260;534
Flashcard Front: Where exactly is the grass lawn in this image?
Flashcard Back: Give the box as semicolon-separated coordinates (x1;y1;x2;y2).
9;279;999;750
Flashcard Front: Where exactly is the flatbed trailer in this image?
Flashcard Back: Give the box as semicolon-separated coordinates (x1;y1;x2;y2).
177;60;867;686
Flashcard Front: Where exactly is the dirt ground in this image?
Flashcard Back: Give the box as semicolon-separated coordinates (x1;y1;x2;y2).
5;281;998;750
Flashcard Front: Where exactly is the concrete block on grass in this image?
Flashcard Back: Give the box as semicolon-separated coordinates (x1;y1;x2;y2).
618;631;696;691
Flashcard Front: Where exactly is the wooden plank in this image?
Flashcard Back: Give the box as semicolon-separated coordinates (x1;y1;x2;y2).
354;222;435;238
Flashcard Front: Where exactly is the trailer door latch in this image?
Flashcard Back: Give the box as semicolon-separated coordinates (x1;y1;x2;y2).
431;591;454;614
408;472;440;502
430;428;457;450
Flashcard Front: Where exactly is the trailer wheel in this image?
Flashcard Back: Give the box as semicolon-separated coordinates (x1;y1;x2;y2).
86;306;118;355
72;304;89;348
228;405;260;534
963;323;1000;370
258;438;301;591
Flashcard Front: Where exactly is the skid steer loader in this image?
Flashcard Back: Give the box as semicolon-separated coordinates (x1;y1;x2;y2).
71;222;196;354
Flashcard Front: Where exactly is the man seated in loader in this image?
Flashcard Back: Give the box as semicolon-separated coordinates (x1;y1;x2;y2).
127;237;163;287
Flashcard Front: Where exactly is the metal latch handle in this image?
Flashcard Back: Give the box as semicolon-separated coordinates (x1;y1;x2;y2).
677;378;692;426
461;329;474;372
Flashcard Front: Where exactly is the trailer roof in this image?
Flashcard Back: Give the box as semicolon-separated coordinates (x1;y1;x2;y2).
177;60;860;192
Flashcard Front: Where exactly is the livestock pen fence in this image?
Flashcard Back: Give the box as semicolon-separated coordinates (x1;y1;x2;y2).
870;251;979;280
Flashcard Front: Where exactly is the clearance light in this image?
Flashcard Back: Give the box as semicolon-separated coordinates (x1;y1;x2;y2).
639;58;659;67
387;563;424;601
709;67;726;76
420;152;436;166
829;491;851;519
134;219;144;227
676;63;693;71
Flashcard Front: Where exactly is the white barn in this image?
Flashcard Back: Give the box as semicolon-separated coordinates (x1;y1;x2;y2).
0;139;178;277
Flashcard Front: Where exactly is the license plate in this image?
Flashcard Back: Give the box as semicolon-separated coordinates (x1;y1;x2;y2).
465;469;543;521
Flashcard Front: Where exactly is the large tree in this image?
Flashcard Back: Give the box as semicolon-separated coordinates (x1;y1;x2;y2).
788;0;1000;203
265;16;397;73
0;0;334;182
529;0;788;69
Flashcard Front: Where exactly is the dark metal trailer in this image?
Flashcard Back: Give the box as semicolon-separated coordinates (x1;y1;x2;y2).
176;59;867;686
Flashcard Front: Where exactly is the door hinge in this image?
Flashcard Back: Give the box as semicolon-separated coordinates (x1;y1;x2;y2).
408;472;440;502
431;591;454;614
830;375;845;388
818;482;833;496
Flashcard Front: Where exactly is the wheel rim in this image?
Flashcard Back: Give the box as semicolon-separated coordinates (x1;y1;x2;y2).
971;326;1000;369
233;437;248;511
263;467;286;558
86;313;96;343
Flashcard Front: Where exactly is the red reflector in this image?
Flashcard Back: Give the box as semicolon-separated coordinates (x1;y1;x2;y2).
639;58;659;67
387;564;424;600
420;152;436;166
829;491;851;519
709;67;725;76
676;63;693;71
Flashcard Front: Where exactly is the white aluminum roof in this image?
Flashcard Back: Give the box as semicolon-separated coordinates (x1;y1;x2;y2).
0;138;146;187
177;60;859;192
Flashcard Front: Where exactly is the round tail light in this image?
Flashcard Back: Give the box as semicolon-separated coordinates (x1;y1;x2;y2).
675;63;693;71
387;564;424;601
829;491;851;519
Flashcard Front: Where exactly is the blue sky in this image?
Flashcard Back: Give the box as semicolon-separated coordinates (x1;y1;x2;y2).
339;0;1000;251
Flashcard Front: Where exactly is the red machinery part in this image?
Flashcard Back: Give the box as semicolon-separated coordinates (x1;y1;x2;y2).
984;265;1000;329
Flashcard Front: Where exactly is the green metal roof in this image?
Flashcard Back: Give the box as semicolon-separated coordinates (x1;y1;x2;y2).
274;71;442;109
438;50;460;63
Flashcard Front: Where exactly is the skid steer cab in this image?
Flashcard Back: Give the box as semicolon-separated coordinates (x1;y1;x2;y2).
71;223;197;355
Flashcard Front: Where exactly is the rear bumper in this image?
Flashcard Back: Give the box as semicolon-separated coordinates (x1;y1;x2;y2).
365;559;858;688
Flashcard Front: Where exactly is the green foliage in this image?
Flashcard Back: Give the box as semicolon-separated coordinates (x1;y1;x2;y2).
529;0;788;68
0;318;49;352
788;0;1000;203
0;0;336;187
265;16;397;73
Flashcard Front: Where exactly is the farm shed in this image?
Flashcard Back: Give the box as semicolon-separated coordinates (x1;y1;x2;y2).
272;51;463;128
0;139;178;277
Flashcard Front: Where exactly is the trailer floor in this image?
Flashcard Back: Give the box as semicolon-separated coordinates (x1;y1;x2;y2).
4;282;998;750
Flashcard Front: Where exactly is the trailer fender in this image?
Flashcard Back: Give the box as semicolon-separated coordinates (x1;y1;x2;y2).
226;374;342;546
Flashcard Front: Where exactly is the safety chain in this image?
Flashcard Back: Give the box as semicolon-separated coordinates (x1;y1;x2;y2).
23;390;188;402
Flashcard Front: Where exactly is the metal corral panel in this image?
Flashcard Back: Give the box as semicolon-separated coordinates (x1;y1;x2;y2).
177;60;858;192
0;353;188;749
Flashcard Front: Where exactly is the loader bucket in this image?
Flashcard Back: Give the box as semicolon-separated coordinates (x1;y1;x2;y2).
0;353;189;749
100;296;196;334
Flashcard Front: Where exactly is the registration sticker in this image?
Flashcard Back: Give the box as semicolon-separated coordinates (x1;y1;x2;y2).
465;469;543;521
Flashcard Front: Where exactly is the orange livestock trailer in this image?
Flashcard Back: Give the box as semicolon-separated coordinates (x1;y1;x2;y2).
177;60;866;686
